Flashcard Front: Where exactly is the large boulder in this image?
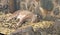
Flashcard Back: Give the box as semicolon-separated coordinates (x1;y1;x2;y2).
40;0;54;11
10;26;35;35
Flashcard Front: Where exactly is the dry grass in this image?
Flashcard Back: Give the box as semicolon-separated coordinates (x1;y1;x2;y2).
0;12;54;35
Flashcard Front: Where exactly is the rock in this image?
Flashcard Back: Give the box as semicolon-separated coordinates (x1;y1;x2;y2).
0;0;8;14
10;26;34;35
40;31;48;35
53;20;60;34
40;0;54;11
0;0;15;14
34;30;41;35
0;33;5;35
44;15;56;21
8;0;15;13
53;7;60;15
55;0;60;5
54;19;60;30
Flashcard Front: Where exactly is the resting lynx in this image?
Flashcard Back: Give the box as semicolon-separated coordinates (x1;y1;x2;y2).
7;10;38;27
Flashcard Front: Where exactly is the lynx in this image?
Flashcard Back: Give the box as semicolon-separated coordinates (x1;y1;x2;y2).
6;10;38;27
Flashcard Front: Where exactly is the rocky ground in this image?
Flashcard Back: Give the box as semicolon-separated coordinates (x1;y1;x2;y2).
0;0;60;35
0;12;60;35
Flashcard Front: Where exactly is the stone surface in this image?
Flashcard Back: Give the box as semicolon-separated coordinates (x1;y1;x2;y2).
40;0;54;11
10;26;34;35
55;0;60;5
43;15;56;21
53;7;60;15
0;33;5;35
0;0;9;14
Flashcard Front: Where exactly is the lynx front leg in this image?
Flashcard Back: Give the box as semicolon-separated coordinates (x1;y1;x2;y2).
15;18;25;29
16;19;23;27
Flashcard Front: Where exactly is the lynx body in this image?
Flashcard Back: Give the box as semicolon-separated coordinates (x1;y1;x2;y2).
7;10;38;27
